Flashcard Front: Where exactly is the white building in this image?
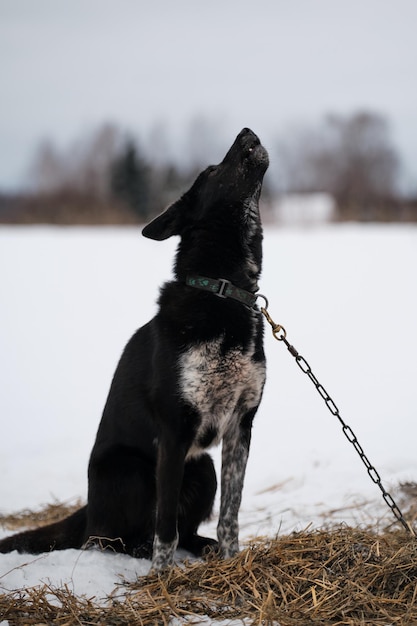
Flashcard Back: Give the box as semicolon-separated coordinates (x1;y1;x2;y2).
272;193;336;226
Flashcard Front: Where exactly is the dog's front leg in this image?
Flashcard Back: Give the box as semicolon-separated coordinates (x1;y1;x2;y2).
151;436;185;572
217;412;254;559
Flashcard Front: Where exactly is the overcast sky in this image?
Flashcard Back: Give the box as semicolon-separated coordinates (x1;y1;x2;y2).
1;0;416;191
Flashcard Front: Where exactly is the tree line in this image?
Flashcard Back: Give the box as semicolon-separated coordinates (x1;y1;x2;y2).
0;112;415;224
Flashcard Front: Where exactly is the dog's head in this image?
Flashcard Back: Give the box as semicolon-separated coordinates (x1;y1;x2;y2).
142;128;269;242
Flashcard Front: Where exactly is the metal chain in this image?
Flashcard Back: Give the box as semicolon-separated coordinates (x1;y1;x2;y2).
259;300;415;537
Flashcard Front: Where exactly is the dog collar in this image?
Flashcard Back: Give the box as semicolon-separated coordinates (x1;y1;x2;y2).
185;275;258;308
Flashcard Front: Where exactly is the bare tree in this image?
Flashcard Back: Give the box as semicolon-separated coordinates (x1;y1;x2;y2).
28;124;125;198
72;124;125;199
277;111;401;220
318;112;400;218
28;139;66;193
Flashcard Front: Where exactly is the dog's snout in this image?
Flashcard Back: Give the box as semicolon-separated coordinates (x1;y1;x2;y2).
222;128;263;165
238;128;260;149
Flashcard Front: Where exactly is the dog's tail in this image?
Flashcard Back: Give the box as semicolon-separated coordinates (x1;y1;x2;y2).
0;505;87;554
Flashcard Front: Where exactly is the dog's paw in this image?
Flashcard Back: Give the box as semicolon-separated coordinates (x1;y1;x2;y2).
180;534;218;557
132;540;153;560
219;540;239;560
151;534;177;572
200;537;219;559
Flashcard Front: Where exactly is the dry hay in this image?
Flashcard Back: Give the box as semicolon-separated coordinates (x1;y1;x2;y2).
2;489;417;625
0;499;84;531
2;524;417;625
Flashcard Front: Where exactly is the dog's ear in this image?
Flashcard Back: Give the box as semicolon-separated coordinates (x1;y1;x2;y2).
142;200;183;241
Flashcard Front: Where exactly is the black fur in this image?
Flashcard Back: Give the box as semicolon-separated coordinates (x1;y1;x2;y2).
0;128;269;570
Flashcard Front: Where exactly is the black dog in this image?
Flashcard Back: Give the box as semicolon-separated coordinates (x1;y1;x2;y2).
0;128;269;571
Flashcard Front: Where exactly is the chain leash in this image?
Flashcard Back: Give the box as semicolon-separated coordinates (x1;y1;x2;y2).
257;296;415;537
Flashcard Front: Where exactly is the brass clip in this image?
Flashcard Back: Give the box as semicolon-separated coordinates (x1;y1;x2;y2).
260;305;287;341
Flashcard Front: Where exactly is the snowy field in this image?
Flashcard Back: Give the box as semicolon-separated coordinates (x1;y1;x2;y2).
0;223;416;603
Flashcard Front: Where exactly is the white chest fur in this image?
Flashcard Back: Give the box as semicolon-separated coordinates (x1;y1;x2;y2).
178;338;265;457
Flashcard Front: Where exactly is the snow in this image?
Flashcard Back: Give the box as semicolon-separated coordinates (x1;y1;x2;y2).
1;223;417;606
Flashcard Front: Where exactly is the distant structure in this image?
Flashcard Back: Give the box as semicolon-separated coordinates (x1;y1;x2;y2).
272;193;336;226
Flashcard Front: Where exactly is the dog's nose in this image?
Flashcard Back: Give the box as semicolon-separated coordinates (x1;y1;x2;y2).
237;128;261;154
239;128;260;144
240;127;256;138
